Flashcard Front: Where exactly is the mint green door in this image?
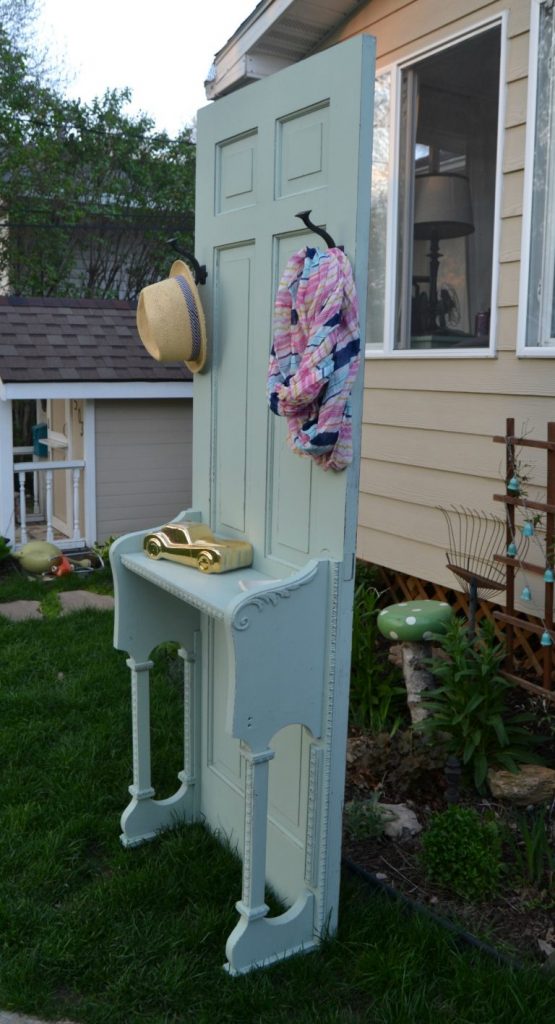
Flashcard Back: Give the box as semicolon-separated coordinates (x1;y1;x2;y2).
194;34;375;970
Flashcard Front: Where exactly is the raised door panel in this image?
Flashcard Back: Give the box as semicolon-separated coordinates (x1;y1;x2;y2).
195;36;374;573
195;36;375;914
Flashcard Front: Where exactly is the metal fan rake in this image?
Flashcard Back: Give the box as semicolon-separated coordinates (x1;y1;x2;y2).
439;505;521;635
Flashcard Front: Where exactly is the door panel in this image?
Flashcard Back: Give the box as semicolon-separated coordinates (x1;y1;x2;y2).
214;244;254;535
277;102;329;197
216;131;258;214
195;35;375;913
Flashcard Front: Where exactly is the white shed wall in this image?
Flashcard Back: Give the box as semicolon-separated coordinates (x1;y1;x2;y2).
94;398;193;540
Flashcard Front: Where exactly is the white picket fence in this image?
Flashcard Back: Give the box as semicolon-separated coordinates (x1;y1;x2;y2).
13;450;86;548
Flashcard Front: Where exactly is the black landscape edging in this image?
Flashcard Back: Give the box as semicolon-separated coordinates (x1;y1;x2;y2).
342;856;523;970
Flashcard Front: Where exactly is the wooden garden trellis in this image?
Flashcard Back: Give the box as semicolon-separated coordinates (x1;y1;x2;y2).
492;417;555;702
377;568;545;678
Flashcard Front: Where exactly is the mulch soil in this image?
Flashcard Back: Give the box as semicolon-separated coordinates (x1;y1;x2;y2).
343;690;555;966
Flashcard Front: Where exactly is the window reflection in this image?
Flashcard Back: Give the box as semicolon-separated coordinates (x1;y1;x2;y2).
395;28;500;351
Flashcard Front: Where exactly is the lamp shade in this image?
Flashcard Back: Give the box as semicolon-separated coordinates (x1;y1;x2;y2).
413;173;474;240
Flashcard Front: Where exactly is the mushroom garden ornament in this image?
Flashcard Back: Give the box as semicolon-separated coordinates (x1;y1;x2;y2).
377;600;454;725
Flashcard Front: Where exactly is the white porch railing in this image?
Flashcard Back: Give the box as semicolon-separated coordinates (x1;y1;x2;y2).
13;447;41;520
13;457;86;549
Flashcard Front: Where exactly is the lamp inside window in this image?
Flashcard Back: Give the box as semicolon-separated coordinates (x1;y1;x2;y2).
395;27;501;351
413;171;474;333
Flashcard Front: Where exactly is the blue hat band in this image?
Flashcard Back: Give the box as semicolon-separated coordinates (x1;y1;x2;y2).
174;274;202;363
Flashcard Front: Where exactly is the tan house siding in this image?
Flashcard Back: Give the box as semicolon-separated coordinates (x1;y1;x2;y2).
94;398;193;540
325;0;549;611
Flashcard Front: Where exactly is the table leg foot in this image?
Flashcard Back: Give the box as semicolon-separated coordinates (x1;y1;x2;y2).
224;890;317;975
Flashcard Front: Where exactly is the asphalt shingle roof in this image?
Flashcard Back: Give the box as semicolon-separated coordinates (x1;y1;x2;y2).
0;296;192;384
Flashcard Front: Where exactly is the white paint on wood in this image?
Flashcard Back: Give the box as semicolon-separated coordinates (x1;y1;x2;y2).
365;388;555;436
206;0;551;648
507;31;530;82
363;349;555;393
502;123;527;174
0;399;14;544
505;77;528;129
84;401;97;546
95;399;193;540
112;34;376;977
0;381;193;401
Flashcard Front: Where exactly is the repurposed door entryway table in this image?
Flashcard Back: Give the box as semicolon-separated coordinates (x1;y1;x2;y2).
111;34;375;975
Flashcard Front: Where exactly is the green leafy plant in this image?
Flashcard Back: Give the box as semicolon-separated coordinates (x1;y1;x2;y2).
421;805;504;901
417;617;543;790
93;536;118;565
350;563;407;734
506;807;555;890
39;589;62;619
0;535;12;562
344;790;394;840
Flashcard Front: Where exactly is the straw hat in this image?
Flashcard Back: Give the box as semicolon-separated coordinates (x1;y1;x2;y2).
136;260;207;373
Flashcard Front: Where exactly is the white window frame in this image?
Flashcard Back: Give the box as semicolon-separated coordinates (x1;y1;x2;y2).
366;13;508;360
517;0;555;356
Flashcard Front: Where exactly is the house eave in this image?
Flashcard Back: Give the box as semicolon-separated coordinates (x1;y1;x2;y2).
0;380;194;401
204;0;365;100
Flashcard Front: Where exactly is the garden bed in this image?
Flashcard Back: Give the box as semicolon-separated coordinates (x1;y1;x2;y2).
343;697;555;966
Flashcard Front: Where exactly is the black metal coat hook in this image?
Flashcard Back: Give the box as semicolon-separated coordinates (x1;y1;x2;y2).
167;237;208;285
295;210;338;249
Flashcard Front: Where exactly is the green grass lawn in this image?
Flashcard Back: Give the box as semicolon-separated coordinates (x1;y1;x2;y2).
0;573;554;1024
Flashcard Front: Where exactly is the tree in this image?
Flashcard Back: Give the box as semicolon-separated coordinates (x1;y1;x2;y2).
0;0;68;87
0;25;196;299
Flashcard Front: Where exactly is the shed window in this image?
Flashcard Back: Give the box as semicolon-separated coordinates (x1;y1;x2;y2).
524;0;555;348
394;27;501;352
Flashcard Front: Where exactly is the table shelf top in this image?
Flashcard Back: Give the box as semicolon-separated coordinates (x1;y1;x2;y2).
121;551;282;619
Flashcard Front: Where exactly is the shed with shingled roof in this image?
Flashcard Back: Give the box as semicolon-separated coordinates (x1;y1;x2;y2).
0;297;193;549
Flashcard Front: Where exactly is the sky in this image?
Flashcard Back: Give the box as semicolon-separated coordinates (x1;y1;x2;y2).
35;0;257;135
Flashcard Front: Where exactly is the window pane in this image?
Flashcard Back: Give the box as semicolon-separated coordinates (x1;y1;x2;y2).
526;3;555;347
394;28;500;351
366;71;391;350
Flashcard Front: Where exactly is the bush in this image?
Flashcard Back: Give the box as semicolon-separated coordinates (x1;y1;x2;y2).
417;617;543;790
0;536;12;561
506;806;555;891
349;562;407;734
421;805;504;901
344;791;394;840
93;535;118;564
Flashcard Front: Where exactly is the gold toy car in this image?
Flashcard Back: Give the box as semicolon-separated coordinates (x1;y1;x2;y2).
143;522;253;574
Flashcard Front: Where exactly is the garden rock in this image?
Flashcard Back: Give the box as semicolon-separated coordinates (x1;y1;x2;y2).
59;591;114;614
0;600;42;621
0;1014;78;1024
538;938;555;959
380;803;422;839
487;764;555;805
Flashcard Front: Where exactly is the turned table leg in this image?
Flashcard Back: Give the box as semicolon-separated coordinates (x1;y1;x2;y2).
128;656;155;804
120;643;200;847
235;745;275;923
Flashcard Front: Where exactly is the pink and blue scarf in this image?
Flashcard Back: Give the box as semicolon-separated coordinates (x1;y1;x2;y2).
267;246;360;471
